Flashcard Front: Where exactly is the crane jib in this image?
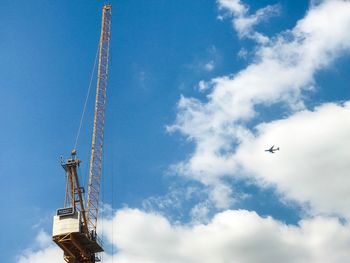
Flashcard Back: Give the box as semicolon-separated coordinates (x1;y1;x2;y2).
86;4;112;236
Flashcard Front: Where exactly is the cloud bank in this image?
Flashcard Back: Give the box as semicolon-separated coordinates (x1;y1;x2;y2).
18;209;350;263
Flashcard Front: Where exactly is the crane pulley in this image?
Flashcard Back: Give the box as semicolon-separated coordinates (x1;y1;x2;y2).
52;4;112;263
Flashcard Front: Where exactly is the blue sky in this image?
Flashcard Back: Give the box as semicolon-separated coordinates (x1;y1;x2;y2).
3;0;350;262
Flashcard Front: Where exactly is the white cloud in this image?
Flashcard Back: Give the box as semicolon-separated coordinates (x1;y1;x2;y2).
17;247;62;263
35;230;51;248
208;181;233;209
21;209;350;263
190;201;211;223
17;231;62;263
169;0;350;210
235;102;350;217
198;80;210;92
218;0;248;16
204;61;215;71
142;186;185;212
184;46;219;75
237;47;249;59
217;0;280;43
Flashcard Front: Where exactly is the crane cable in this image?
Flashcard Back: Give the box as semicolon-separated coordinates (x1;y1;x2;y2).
73;42;100;151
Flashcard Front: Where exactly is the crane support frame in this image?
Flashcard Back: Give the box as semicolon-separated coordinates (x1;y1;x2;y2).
62;157;89;235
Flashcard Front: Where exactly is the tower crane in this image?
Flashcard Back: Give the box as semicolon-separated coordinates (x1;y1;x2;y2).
52;4;112;263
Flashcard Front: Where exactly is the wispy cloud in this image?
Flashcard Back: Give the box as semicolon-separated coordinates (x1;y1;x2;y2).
218;0;281;43
204;60;215;72
184;46;220;76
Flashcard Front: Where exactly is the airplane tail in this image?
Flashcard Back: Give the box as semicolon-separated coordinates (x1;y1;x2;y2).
277;147;280;151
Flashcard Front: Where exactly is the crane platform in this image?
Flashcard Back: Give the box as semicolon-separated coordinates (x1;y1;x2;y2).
53;232;103;263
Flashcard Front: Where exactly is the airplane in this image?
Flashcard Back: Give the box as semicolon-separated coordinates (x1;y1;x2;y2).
265;145;280;153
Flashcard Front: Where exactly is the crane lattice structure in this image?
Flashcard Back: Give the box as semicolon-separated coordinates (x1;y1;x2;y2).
52;4;112;263
87;2;111;236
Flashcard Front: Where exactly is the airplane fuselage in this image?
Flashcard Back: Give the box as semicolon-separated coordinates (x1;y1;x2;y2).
265;146;279;153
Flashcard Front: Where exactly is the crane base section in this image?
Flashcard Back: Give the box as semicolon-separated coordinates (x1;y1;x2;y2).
53;232;103;263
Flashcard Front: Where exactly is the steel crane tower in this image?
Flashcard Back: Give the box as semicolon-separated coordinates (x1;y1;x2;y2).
52;4;112;263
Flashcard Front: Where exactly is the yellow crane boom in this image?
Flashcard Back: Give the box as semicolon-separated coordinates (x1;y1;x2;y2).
87;4;112;235
52;5;112;263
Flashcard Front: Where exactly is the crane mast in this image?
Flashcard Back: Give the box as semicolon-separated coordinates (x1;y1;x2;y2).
52;5;112;263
